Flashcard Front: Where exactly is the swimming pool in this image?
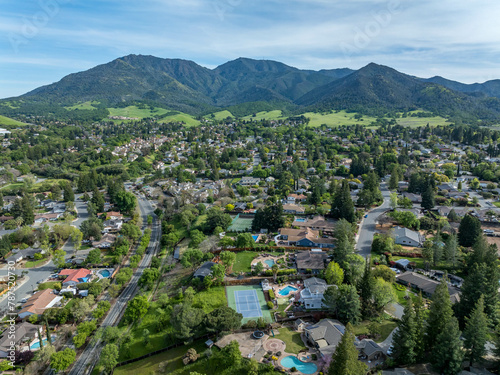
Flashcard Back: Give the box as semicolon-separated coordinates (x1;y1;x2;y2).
30;336;56;349
295;218;306;222
264;259;275;267
278;285;298;296
281;356;317;374
99;269;111;278
252;235;259;242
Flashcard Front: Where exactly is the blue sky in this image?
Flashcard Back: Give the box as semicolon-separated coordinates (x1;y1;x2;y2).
2;0;500;99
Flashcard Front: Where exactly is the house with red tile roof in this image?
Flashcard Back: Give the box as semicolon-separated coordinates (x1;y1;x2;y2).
58;268;92;287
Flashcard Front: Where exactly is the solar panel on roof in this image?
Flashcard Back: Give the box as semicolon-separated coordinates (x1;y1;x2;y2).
334;324;345;334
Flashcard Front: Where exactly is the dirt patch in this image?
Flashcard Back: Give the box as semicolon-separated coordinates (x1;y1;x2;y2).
486;236;500;254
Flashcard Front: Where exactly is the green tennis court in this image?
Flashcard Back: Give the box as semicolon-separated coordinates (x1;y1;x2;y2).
227;214;253;232
226;285;273;323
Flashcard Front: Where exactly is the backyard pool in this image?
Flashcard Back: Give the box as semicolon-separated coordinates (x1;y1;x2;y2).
278;285;298;296
264;259;275;267
281;356;317;374
252;235;259;242
98;269;112;278
30;336;56;349
295;218;306;222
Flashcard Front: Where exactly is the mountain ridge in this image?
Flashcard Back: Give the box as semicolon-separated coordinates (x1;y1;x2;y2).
6;54;500;122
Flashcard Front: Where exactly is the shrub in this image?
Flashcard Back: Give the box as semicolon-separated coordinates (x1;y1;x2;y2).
291;367;297;372
267;301;274;310
268;289;275;299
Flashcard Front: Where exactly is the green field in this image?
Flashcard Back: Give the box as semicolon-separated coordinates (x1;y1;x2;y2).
65;101;100;110
302;111;379;127
242;110;283;121
206;110;234;121
0;115;27;126
396;115;451;127
159;112;200;127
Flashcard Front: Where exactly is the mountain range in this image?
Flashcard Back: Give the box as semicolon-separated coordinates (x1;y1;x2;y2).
6;54;500;122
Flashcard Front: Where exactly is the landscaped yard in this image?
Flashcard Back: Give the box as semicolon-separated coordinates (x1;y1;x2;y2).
114;340;207;375
277;327;306;354
24;258;48;268
233;251;282;273
352;317;398;343
38;281;61;290
118;287;227;362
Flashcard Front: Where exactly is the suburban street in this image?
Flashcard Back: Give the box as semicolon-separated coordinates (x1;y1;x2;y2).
0;193;90;314
68;195;160;375
355;183;391;258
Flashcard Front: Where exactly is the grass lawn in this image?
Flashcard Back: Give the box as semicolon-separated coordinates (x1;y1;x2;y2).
242;110;283;121
493;202;500;208
233;251;283;273
114;340;207;375
352;317;398;343
38;281;61;290
0;115;27;126
192;214;207;230
205;110;234;121
277;327;306;354
192;287;227;313
64;299;77;310
24;258;48;268
119;287;226;362
159;112;200;127
302;110;379;127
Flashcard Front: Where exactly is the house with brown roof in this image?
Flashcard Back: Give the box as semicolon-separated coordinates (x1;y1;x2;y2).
295;250;329;273
0;322;42;357
291;216;336;234
18;289;62;319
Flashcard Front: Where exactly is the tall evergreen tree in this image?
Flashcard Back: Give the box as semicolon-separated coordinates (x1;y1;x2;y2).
333;235;355;266
331;180;356;223
21;195;34;225
359;259;375;318
388;164;400;190
444;233;458;267
463;295;489;366
456;235;499;325
421;183;435;210
426;276;453;351
432;230;443;266
432;317;464;375
392;299;417;365
328;323;367;375
458;214;482;247
413;292;426;361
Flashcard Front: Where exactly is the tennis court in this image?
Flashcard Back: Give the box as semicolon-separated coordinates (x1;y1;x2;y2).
234;289;262;318
227;214;253;232
226;285;273;323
